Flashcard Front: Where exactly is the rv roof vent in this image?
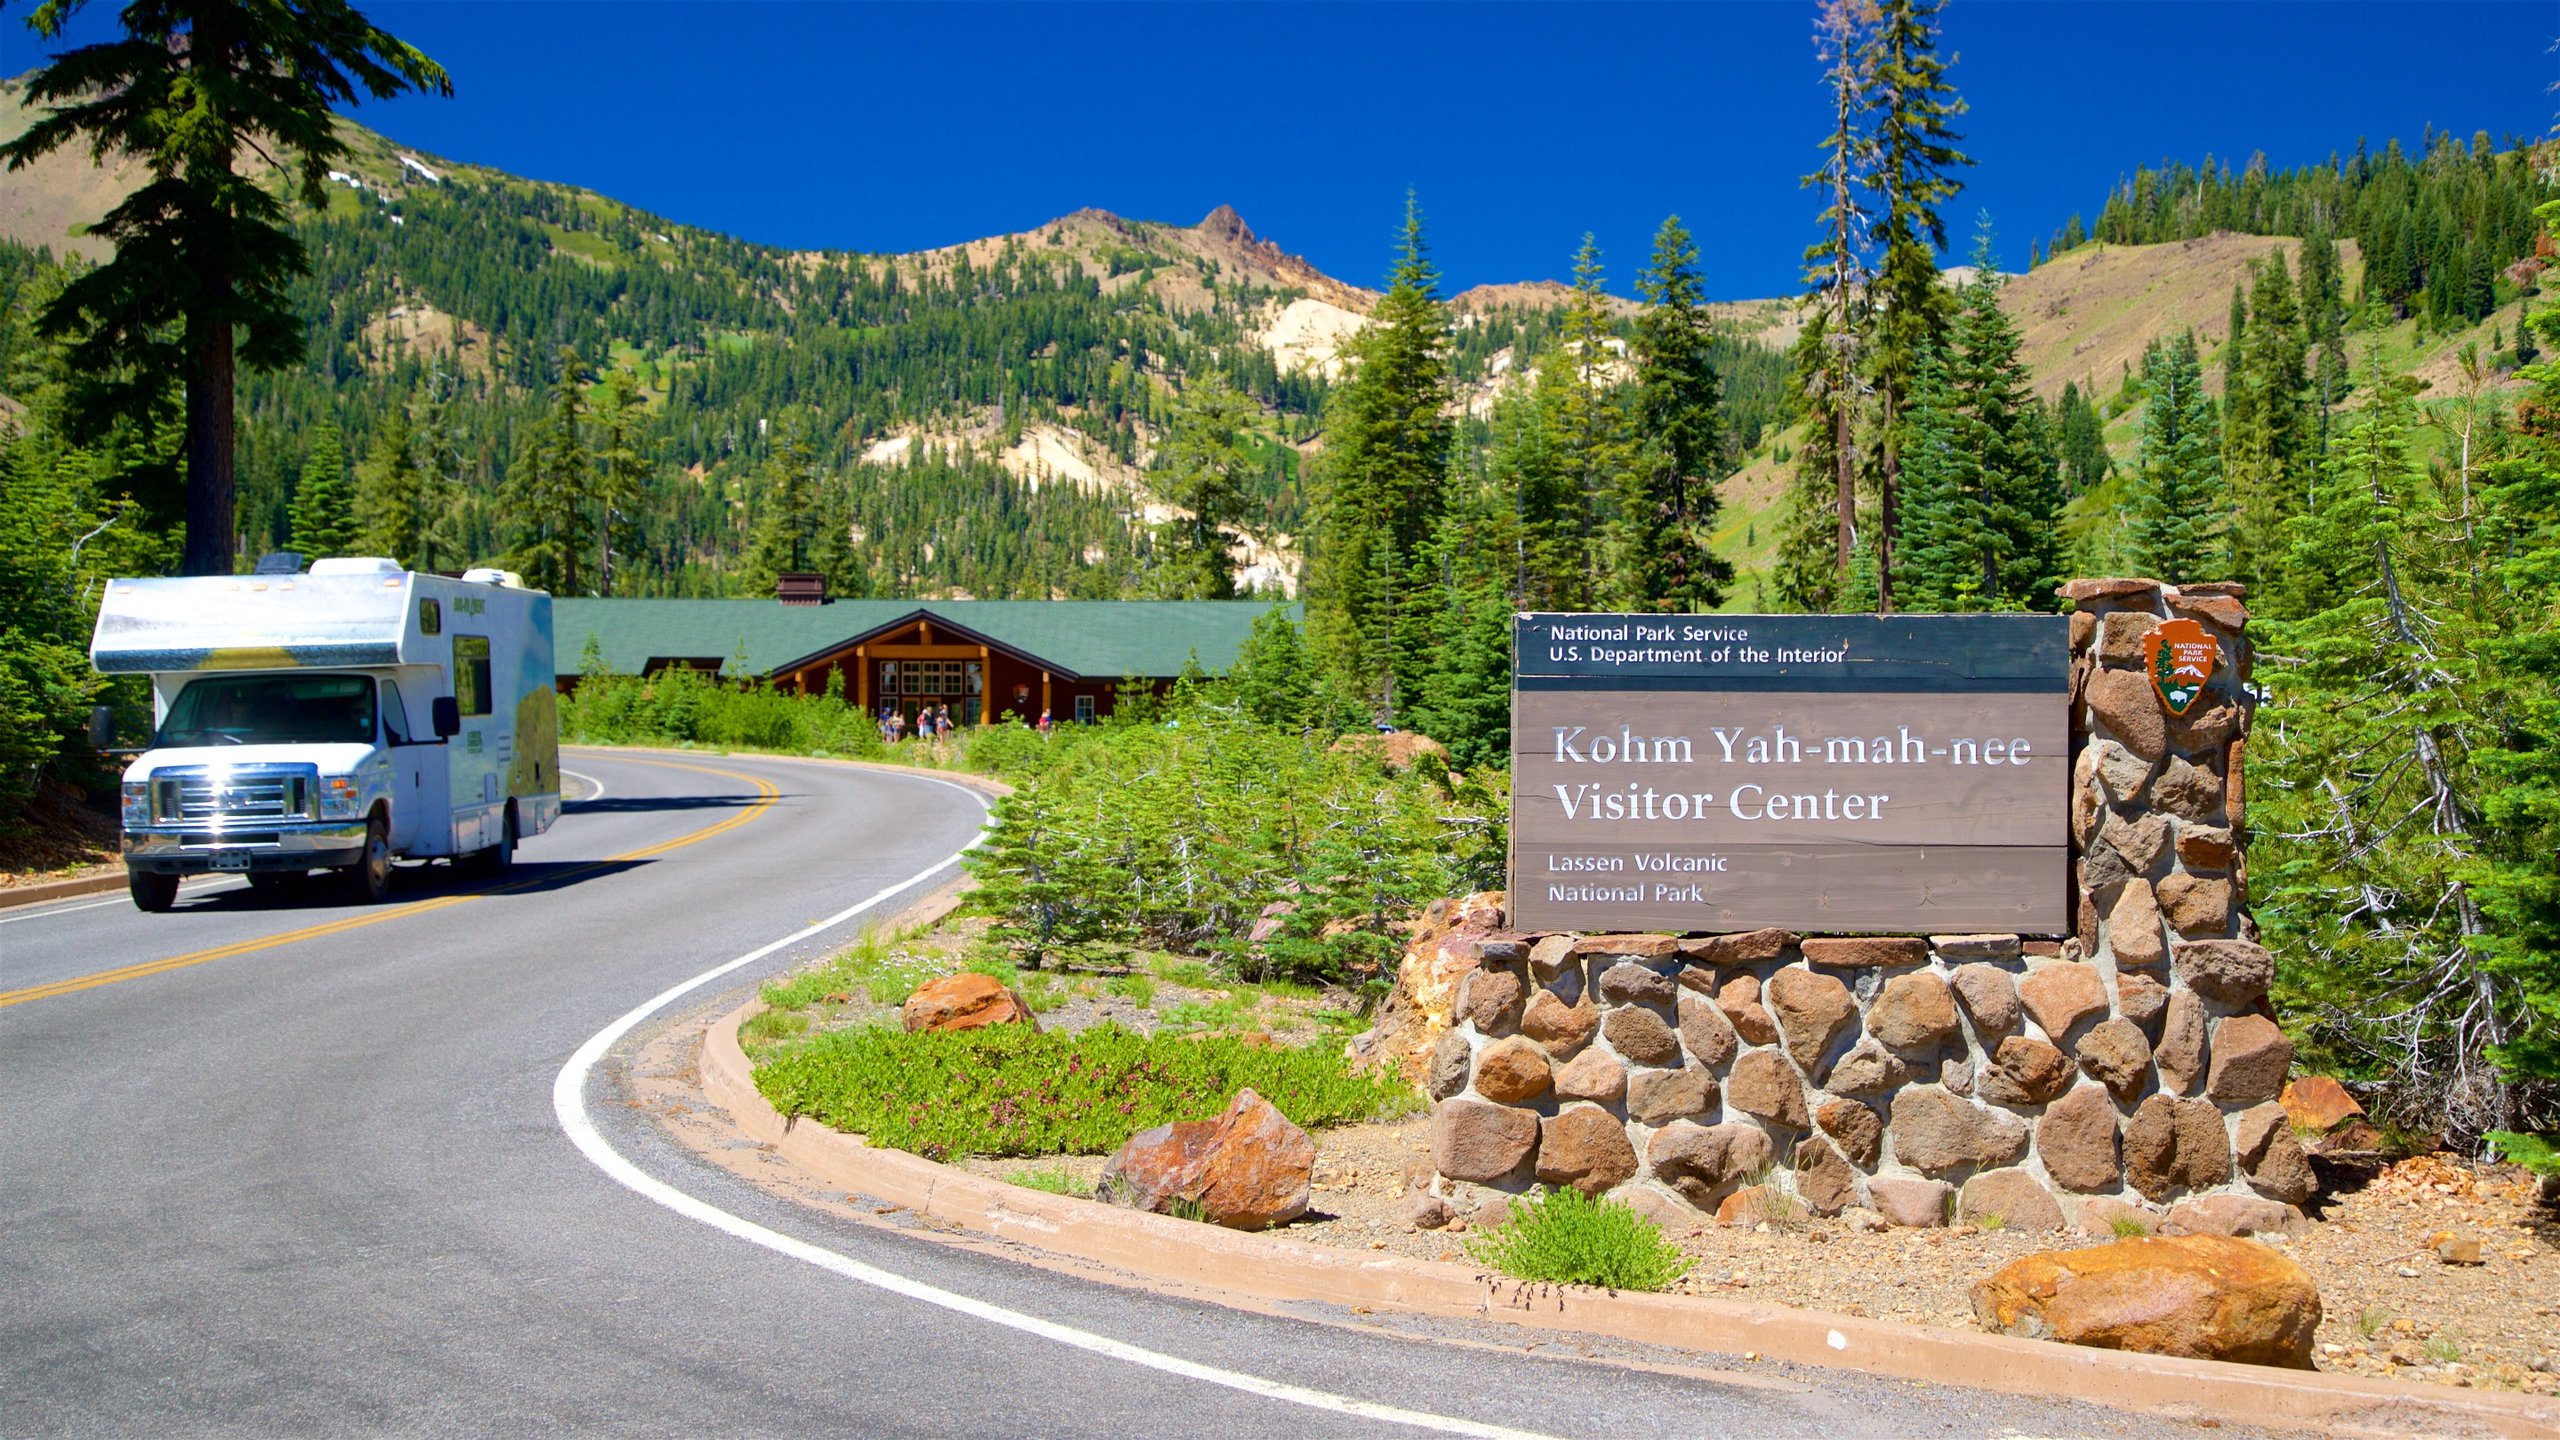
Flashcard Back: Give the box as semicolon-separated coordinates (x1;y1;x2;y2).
461;567;525;588
308;556;405;577
252;551;305;575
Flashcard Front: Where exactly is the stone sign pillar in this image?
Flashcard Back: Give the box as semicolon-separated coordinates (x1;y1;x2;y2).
1393;580;2313;1238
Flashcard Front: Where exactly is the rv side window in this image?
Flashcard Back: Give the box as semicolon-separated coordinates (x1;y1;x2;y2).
380;680;413;744
454;636;492;717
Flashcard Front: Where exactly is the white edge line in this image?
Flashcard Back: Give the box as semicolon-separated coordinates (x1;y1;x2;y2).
559;769;607;803
550;764;1559;1440
0;876;243;927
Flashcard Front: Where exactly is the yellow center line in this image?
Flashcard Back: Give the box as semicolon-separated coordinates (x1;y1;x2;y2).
0;758;780;1010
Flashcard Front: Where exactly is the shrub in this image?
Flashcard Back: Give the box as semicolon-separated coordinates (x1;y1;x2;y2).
561;665;888;759
1464;1186;1694;1293
753;1023;1419;1158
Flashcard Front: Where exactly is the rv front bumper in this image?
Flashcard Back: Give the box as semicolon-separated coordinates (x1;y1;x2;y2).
122;821;370;874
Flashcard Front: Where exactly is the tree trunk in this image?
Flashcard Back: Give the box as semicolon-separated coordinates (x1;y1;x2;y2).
182;293;237;576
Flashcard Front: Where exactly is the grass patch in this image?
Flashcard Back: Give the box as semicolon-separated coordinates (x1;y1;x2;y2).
1149;956;1218;989
2423;1335;2462;1364
1464;1186;1694;1293
1107;972;1158;1008
759;927;942;1013
754;1023;1420;1159
739;1008;809;1046
1160;994;1257;1033
2357;1307;2393;1339
2108;1216;2151;1239
1007;1166;1092;1198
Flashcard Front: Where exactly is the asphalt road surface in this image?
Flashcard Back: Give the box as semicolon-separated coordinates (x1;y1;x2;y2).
2;749;2275;1439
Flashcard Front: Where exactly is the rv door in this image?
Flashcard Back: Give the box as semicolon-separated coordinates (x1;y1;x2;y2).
380;677;448;855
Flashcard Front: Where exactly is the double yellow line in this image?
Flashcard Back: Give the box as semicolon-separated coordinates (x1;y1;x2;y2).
0;759;778;1010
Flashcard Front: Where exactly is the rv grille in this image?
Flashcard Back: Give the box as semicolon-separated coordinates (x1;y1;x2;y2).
159;767;317;824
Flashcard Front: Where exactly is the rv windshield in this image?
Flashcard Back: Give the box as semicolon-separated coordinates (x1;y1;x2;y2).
158;674;379;748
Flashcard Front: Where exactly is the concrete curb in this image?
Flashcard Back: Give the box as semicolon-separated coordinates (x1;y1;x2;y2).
695;1000;2559;1439
0;869;128;911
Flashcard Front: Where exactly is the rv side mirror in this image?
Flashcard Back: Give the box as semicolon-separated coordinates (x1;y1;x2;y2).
432;696;461;739
88;705;115;750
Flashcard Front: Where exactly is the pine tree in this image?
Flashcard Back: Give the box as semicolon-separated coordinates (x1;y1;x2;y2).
0;0;449;574
742;410;818;594
505;346;594;594
288;422;358;559
1626;215;1733;612
1777;309;1852;612
1308;193;1454;722
1148;371;1256;599
2123;332;2225;583
2054;381;2111;495
593;369;649;598
1798;0;1876;599
2227;250;2313;581
1228;602;1316;729
1889;344;1976;610
1487;361;1580;612
352;406;424;566
1858;0;1971;611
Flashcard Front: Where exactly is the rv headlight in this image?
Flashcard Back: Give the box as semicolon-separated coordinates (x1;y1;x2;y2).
319;776;363;819
121;780;151;827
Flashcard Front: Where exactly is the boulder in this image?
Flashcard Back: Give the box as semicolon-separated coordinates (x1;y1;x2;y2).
1726;1048;1810;1128
1596;960;1675;1007
2088;738;2157;804
2017;962;2108;1041
902;972;1038;1033
1534;1106;1640;1195
1889;1086;2029;1176
2078;843;2138;895
2124;1094;2233;1202
1931;933;2021;961
1977;1035;2075;1106
1456;967;1525;1035
2168;1194;2308;1239
1959;1169;2066;1232
1430;1097;1539;1183
2096;609;2161;667
1425;1027;1473;1100
1094;1088;1314;1230
2106;879;2168;970
1647;1121;1776;1208
1801;936;1930;969
1678;928;1798;966
1815;1097;1883;1170
2168;698;2242;752
1867;972;1961;1051
1970;1235;2320;1368
1355;895;1507;1078
1867;1175;1954;1228
2087;667;2169;760
1519;989;1599;1059
1526;934;1579;981
2204;1014;2292;1107
2155;989;2210;1095
1612;1185;1695;1230
1551;1047;1628;1105
2153;756;2225;822
1675;991;1739;1068
2280;1075;2365;1134
2038;1085;2123;1193
1948;963;2022;1036
2157;871;2235;936
1826;1037;1912;1095
1792;1136;1863;1216
1601;1004;1683;1067
1472;1035;1554;1104
1625;1064;1717;1124
1712;973;1780;1045
1766;966;1856;1073
2076;1017;2154;1102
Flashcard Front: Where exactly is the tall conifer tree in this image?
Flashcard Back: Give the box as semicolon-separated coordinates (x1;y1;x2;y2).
2123;332;2226;584
1627;215;1733;612
287;422;358;560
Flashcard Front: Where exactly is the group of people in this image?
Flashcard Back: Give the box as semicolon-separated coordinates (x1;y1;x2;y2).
880;702;957;746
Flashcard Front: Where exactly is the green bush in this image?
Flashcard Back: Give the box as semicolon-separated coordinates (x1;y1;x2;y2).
561;663;888;759
1464;1186;1695;1293
752;1022;1418;1158
962;685;1507;981
2488;1130;2560;1179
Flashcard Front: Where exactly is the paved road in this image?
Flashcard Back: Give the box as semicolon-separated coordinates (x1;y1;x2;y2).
2;749;2263;1439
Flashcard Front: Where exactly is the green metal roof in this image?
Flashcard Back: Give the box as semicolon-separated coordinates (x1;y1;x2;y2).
551;597;1298;683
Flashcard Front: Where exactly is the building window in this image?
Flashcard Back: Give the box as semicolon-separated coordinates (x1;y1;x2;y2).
1074;694;1095;724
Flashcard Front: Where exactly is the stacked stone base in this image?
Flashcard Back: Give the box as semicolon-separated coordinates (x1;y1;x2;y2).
1425;926;2310;1233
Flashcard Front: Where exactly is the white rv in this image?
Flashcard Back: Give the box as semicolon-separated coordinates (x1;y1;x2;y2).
90;558;562;911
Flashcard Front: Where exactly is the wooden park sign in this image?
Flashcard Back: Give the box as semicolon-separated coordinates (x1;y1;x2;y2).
1509;613;2072;935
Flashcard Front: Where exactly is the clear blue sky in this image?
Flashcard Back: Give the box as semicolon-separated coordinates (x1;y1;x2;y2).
11;2;2558;298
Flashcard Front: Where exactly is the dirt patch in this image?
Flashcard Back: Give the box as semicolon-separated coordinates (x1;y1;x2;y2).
0;783;123;887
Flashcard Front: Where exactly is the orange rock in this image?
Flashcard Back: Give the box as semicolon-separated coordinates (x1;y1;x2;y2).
2280;1075;2365;1133
1970;1235;2321;1368
901;972;1037;1033
1094;1088;1314;1230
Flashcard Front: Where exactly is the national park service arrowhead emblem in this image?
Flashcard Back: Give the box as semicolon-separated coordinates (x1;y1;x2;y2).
2145;617;2219;716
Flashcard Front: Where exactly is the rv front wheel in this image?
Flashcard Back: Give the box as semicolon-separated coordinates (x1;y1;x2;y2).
128;866;178;913
343;814;392;904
